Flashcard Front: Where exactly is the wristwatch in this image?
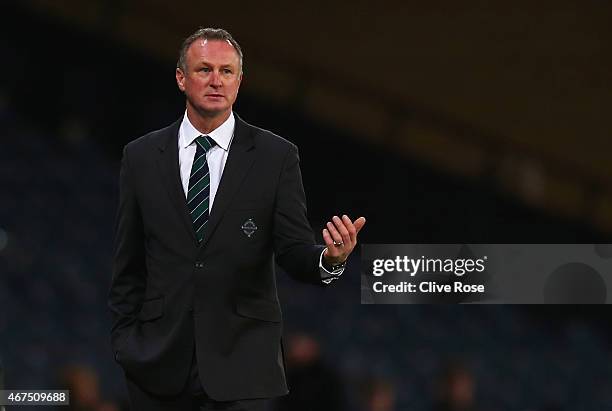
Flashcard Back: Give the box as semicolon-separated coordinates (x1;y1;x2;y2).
325;258;347;272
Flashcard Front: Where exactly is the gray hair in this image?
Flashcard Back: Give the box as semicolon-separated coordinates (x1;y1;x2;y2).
177;27;243;73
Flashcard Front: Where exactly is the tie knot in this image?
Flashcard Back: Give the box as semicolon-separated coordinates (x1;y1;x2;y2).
195;135;216;152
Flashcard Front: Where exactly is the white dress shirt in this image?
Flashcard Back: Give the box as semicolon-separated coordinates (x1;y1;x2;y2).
178;111;234;202
178;111;343;283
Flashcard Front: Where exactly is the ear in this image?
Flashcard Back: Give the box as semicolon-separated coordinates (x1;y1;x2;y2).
176;67;185;92
237;71;243;88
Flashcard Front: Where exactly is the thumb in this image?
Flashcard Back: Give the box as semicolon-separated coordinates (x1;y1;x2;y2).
354;217;366;233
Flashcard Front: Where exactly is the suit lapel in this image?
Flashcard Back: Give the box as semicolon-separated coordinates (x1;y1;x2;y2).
200;115;255;249
157;119;198;244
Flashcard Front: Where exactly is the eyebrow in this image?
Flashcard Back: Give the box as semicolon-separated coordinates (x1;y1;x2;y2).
197;62;235;68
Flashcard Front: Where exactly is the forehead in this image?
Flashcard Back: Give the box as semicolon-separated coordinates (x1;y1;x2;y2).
186;39;240;65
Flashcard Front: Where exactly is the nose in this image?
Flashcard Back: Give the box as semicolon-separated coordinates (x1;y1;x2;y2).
210;70;222;88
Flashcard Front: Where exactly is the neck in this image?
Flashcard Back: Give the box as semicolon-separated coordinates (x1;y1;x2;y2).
186;105;231;134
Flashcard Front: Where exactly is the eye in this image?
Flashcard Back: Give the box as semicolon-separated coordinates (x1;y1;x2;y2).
199;67;211;73
223;68;233;74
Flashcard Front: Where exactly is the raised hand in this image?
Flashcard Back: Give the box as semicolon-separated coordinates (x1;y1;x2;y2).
322;214;366;265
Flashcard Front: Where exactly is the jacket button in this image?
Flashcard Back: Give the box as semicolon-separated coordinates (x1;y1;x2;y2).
195;262;204;268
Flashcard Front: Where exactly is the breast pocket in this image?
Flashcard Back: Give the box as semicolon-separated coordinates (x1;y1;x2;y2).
223;207;271;245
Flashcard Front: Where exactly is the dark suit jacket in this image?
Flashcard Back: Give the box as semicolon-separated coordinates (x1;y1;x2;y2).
108;113;325;400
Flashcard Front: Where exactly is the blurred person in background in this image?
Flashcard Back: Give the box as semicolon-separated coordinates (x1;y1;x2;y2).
272;332;347;411
108;27;365;411
358;377;397;411
432;362;478;411
58;364;120;411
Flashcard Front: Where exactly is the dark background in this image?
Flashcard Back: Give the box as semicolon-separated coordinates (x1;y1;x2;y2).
1;1;612;410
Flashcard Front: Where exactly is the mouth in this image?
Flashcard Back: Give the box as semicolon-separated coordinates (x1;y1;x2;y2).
205;94;224;98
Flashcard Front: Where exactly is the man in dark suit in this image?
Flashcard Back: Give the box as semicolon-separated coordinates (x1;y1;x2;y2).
108;28;365;411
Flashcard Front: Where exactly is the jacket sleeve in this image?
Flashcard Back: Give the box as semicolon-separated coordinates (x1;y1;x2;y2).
108;145;147;348
273;143;325;285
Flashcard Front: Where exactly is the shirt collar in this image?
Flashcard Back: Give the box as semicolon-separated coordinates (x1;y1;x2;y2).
180;111;235;151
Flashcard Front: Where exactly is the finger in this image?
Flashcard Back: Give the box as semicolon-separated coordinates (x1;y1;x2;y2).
342;214;357;244
332;215;351;246
354;217;366;234
326;220;343;245
322;229;339;256
322;228;334;247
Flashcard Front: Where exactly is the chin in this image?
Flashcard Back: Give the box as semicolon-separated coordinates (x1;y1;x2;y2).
197;105;230;117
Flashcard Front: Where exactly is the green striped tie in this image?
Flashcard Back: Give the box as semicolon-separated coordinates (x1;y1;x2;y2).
187;135;215;242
